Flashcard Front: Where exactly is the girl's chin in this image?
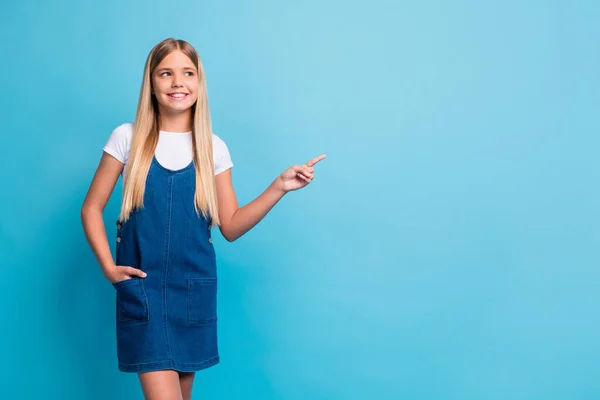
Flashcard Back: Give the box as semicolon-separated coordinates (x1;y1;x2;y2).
158;102;195;114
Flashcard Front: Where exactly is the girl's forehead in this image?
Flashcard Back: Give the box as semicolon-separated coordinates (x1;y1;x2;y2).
157;50;196;68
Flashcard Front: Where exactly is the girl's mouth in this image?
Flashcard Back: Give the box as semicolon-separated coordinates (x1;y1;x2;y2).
168;93;189;100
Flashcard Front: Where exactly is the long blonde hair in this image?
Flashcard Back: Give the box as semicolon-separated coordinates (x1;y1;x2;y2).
119;38;220;225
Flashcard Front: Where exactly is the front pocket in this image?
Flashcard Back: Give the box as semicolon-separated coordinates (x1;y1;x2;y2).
187;277;217;326
113;278;149;325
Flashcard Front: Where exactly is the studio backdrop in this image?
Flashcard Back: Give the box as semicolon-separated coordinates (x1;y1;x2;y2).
1;1;598;399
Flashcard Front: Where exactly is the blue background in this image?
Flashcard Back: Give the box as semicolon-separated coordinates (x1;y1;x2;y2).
1;0;599;399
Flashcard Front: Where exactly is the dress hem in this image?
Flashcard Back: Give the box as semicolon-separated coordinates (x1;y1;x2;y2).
117;355;220;373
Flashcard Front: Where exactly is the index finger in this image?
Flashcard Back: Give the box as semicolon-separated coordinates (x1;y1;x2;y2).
305;154;327;167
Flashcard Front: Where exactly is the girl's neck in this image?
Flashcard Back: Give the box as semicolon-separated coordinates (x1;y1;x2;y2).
158;111;193;133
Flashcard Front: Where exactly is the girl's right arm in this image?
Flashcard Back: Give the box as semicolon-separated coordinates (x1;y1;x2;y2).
80;152;146;284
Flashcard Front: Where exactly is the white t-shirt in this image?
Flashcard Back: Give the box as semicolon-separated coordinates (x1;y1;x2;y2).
103;123;233;183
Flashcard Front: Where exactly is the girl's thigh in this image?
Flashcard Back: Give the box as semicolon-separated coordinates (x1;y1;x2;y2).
178;371;196;400
138;369;183;400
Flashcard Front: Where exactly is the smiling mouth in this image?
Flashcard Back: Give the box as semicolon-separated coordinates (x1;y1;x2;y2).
168;93;189;100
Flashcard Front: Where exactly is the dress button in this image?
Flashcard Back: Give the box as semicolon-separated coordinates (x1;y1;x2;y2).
116;237;121;243
208;237;212;243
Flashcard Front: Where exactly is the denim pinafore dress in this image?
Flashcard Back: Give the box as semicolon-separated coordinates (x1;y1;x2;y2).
112;155;219;373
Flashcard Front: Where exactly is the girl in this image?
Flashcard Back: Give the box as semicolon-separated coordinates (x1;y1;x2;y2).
80;38;325;400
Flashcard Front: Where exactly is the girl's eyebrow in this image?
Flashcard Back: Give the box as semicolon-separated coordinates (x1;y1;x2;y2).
156;67;197;72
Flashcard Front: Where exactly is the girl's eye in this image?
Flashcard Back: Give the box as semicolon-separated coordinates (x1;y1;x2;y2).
159;72;193;77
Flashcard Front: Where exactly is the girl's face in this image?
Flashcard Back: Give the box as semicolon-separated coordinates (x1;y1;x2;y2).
152;50;199;115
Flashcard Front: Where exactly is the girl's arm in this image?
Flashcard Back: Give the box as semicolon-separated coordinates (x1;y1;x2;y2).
80;153;147;283
216;154;326;242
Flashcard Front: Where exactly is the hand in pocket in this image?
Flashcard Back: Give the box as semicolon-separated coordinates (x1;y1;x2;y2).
109;265;147;285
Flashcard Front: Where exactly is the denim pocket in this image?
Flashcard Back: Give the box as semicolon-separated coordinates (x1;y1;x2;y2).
113;278;149;325
187;277;217;326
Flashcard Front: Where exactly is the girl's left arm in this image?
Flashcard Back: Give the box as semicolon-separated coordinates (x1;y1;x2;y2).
216;154;326;242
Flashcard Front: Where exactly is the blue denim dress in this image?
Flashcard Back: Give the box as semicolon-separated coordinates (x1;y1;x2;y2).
112;156;219;373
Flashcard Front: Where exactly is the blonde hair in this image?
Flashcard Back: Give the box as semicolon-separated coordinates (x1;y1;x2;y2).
119;38;220;225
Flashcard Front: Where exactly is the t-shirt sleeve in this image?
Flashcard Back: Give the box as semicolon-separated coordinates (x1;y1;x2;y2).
213;134;234;175
103;123;133;164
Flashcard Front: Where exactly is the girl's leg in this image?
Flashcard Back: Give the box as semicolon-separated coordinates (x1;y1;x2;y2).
138;370;183;400
178;371;196;400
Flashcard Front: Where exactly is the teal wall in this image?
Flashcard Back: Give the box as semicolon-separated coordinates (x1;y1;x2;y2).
1;0;598;398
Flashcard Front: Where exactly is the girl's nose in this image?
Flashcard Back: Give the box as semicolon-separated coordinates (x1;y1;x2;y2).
172;75;184;88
